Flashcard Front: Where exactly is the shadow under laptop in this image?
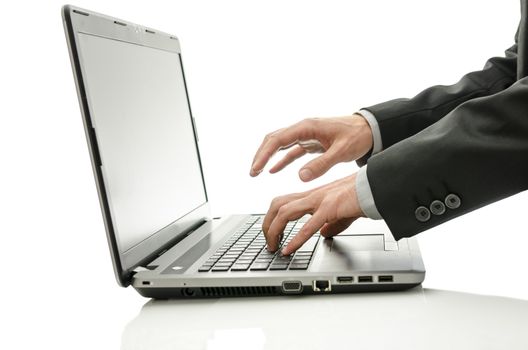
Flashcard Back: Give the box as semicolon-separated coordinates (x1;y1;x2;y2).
121;287;528;350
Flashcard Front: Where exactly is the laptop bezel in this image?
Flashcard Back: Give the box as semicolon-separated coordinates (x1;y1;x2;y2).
62;5;211;286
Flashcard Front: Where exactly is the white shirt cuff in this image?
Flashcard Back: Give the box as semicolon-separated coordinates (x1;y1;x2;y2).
357;109;383;155
356;165;383;220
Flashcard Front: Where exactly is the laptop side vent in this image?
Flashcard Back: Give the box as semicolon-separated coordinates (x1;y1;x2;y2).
199;286;279;297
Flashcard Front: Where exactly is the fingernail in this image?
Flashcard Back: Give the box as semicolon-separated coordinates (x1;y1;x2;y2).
281;248;288;255
250;167;262;176
299;168;313;181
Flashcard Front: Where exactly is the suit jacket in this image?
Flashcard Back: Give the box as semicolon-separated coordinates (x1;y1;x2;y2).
363;0;528;240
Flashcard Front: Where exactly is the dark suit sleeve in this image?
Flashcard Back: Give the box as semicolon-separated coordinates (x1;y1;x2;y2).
366;77;528;240
363;43;518;150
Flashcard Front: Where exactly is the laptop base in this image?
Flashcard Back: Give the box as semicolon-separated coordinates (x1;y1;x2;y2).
135;283;422;299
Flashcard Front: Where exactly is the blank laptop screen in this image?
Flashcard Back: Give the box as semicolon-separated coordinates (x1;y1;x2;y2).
77;32;207;253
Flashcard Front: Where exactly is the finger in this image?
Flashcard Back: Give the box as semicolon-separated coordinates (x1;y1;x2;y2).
266;197;314;252
299;145;342;182
262;193;305;235
269;145;307;174
250;120;316;176
249;128;283;176
320;217;357;238
282;210;326;255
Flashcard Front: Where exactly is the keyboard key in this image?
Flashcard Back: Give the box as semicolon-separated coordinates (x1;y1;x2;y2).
298;237;319;252
250;263;270;271
211;266;230;272
273;255;292;261
291;258;311;264
295;251;312;256
240;253;258;258
259;251;276;258
289;263;309;270
246;249;261;253
231;263;251;271
269;264;288;270
230;247;245;252
236;261;254;266
271;261;290;266
198;266;212;272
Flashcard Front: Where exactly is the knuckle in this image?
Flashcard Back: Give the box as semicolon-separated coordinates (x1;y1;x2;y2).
270;196;283;208
300;117;318;128
277;204;290;218
263;132;275;143
306;193;320;206
319;199;332;213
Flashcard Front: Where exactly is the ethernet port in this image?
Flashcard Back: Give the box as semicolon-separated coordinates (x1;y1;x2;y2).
312;280;332;292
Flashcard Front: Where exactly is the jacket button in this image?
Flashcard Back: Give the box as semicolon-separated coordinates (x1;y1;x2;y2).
415;206;431;222
445;194;461;209
430;200;446;215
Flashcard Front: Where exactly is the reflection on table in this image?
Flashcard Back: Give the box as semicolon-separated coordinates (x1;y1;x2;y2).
121;287;528;350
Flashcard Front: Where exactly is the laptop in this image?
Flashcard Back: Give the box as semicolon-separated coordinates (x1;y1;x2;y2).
62;5;425;298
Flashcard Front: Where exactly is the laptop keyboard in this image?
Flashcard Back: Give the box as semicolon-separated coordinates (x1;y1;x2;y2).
198;215;319;272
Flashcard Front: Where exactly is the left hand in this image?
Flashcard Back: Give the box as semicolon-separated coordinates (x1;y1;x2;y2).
263;173;365;255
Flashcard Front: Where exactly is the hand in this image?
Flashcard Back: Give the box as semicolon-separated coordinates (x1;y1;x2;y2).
263;173;365;255
250;114;373;182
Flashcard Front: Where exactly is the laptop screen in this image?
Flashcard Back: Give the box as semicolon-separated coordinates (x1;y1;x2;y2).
77;32;207;253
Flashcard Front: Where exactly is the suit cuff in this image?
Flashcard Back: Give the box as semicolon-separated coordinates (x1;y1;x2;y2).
356;165;383;220
358;109;383;155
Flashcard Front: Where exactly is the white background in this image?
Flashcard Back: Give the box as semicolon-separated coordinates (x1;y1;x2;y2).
1;0;527;349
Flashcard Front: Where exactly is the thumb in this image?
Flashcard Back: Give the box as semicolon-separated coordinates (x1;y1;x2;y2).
299;147;341;181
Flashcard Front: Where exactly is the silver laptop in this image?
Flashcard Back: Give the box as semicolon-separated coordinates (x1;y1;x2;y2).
62;5;425;298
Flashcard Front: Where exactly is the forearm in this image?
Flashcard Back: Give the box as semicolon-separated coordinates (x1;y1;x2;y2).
364;43;518;149
366;77;528;240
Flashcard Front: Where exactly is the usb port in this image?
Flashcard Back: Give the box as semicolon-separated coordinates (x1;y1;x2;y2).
358;276;373;283
378;275;393;283
337;276;354;283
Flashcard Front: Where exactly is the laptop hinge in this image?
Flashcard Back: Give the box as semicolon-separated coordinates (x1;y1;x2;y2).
133;266;149;273
133;218;210;272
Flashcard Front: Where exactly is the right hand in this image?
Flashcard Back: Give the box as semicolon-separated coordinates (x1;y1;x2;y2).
250;114;373;182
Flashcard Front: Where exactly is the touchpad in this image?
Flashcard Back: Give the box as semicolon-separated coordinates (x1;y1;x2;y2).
328;234;385;252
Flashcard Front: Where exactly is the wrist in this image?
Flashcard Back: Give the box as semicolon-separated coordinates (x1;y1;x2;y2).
351;113;374;159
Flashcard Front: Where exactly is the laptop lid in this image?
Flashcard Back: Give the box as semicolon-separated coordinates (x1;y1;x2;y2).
62;5;211;286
